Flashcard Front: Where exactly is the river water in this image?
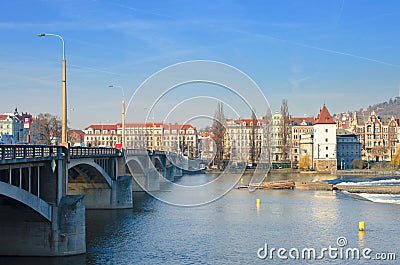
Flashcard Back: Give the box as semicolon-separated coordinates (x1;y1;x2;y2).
1;172;400;264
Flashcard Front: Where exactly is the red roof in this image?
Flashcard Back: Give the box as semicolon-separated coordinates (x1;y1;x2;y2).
290;117;315;126
164;124;196;132
315;105;335;124
116;122;164;128
112;122;196;131
85;124;118;130
227;118;263;126
198;131;213;137
0;115;8;121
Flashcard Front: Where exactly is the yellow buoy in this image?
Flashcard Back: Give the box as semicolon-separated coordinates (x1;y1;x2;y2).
256;198;261;205
240;178;244;184
358;221;365;231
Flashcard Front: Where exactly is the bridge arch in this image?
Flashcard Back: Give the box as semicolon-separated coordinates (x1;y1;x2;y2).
68;159;112;187
154;157;164;169
0;181;52;221
153;156;165;175
126;157;146;175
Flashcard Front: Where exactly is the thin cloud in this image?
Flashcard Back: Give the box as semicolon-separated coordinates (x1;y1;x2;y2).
226;27;400;68
108;2;174;19
288;76;311;87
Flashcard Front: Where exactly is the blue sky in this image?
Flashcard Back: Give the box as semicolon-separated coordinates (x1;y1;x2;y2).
1;0;400;129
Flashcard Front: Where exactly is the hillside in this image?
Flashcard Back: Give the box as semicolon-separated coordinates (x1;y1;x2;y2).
354;96;400;118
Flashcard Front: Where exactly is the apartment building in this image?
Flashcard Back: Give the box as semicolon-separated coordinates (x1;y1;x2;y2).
226;118;263;165
350;111;398;162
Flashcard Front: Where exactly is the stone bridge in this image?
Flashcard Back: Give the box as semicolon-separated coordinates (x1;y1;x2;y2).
125;149;182;191
0;145;85;256
0;145;184;256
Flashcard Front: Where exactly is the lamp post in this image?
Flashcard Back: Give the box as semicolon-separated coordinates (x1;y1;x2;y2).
108;85;125;149
38;33;68;147
144;107;155;151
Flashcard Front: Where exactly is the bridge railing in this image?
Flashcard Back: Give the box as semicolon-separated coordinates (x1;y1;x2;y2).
0;145;62;162
124;149;168;156
124;148;149;156
69;147;121;158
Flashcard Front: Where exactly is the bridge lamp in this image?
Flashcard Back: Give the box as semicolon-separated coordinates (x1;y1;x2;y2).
108;85;125;149
37;33;68;147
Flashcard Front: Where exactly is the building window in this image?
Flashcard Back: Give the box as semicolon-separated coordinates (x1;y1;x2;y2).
326;146;328;150
326;154;328;158
325;129;328;133
325;138;328;142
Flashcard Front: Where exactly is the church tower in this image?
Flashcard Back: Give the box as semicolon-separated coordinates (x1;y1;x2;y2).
313;105;337;171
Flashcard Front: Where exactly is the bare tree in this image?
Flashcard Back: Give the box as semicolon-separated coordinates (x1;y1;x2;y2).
30;113;61;145
280;99;291;162
262;111;273;169
67;130;83;145
249;110;261;165
212;102;226;169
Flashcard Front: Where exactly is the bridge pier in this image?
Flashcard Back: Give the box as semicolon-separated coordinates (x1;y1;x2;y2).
165;165;175;182
147;168;161;191
76;176;132;209
0;146;88;256
68;152;133;209
131;169;161;192
0;195;86;256
173;166;183;178
164;165;182;182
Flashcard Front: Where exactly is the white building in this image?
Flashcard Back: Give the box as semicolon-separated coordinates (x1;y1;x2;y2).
290;117;315;164
313;105;337;171
226;118;263;165
84;124;118;147
163;124;197;157
84;122;198;157
198;131;214;161
0;108;30;143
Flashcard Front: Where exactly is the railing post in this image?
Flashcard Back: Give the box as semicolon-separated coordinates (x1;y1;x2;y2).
9;165;12;184
19;167;22;189
37;166;41;199
28;167;31;193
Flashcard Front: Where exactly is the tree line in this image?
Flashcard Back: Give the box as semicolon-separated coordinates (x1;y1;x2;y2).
211;99;291;169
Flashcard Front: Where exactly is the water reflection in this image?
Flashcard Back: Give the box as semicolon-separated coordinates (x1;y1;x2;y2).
358;230;366;249
2;173;400;264
0;255;86;265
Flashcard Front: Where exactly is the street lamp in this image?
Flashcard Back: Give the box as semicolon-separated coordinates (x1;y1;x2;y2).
38;33;68;147
108;85;125;149
144;107;155;151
